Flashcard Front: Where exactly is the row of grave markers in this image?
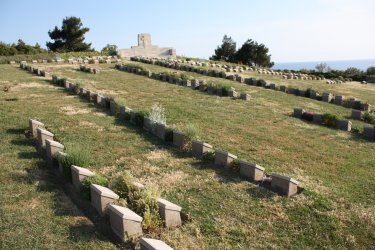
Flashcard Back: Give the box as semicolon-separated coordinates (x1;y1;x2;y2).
293;108;375;140
20;62;303;197
131;56;321;81
144;57;320;81
131;57;372;113
115;64;251;101
9;56;121;65
28;119;176;249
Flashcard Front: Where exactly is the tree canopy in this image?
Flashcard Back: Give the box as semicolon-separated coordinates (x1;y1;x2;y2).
366;66;375;75
209;35;236;62
46;16;93;52
211;35;274;67
101;44;118;56
0;39;47;56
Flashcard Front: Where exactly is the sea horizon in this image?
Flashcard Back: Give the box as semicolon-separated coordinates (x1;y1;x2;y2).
273;58;375;71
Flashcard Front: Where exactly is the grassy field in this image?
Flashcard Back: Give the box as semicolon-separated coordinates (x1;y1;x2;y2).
1;63;375;249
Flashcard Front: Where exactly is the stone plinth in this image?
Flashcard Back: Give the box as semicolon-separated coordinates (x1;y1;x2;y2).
110;101;117;116
269;83;276;90
240;93;250;100
173;131;186;149
192;140;213;159
45;139;64;168
155;123;166;140
351;110;363;120
37;128;54;148
363;126;375;140
313;114;323;124
279;85;287;92
337;120;352;131
140;238;174;250
322;93;333;102
143;117;152;131
108;204;143;241
271;173;299;197
239;160;265;181
71;165;94;189
157;198;182;228
29;119;44;138
228;90;237;98
214;150;237;168
293;108;305;118
90;184;119;216
334;96;344;105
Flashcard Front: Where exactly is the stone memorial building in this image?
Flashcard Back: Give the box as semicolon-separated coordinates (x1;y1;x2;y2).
118;33;176;58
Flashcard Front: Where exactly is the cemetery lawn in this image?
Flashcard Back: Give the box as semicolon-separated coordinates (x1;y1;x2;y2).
1;64;375;249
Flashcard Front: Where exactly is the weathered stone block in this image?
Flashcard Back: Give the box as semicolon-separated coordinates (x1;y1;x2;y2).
269;83;276;90
214;150;237;168
192;140;213;159
45;139;64;168
143;117;152;131
108;204;143;241
363;126;375;140
173;131;186;149
37;128;54;148
110;101;117;116
347;98;356;108
240;93;250;100
334;95;344;105
313;114;323;124
155;123;166;140
29;119;44;138
140;238;174;250
361;103;371;111
293;108;305;118
158;198;182;228
337;120;352;131
351;110;363;120
271;173;299;197
96;94;105;107
71;165;94;189
228;90;237;98
239;160;265;181
90;184;119;216
279;85;287;92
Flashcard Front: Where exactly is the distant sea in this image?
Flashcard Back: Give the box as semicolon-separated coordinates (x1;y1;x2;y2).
273;59;375;71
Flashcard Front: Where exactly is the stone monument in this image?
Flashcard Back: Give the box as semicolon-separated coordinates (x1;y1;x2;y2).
118;33;176;58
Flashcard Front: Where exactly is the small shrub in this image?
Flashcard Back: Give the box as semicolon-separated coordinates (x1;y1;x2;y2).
203;151;215;162
221;85;231;96
363;111;375;124
322;113;338;127
305;88;313;97
134;111;148;128
301;112;314;122
57;144;90;182
123;63;146;71
124;111;131;121
80;175;109;200
149;103;166;125
184;124;199;142
73;83;81;95
230;159;241;171
109;172;135;199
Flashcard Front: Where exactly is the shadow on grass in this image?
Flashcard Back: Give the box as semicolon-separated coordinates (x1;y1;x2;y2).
11;138;35;146
6;128;26;134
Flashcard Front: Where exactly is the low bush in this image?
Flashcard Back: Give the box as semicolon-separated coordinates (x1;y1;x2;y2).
322;113;338;127
134;111;149;128
80;175;109;200
123;63;146;71
184;123;199;142
203;151;215;162
109;172;161;231
258;79;266;86
57;144;90;182
229;159;241;171
363;111;375;124
221;85;231;96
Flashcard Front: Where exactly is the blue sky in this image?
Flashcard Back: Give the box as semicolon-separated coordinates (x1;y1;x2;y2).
0;0;374;62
